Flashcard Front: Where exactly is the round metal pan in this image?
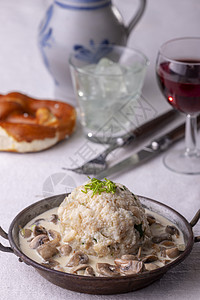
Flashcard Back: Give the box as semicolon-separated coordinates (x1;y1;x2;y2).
0;194;199;295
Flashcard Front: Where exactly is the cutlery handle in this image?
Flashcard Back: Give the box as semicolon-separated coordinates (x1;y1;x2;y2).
133;109;178;138
165;123;185;143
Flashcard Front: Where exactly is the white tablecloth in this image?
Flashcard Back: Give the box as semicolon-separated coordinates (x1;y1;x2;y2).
0;1;200;299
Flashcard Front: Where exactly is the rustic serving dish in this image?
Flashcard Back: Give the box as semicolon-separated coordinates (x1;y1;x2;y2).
0;194;199;295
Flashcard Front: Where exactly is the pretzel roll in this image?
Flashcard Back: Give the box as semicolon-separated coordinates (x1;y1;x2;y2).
0;92;76;152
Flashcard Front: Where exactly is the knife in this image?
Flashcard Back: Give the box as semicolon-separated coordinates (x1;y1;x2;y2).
64;109;179;175
96;116;200;180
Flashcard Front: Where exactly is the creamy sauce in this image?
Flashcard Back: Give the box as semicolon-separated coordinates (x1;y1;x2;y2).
19;207;185;276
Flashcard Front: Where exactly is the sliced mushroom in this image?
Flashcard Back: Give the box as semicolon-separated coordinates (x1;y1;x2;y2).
152;233;172;244
121;254;137;260
27;237;34;243
119;260;144;275
33;225;47;237
37;243;58;260
71;264;90;274
142;254;158;263
96;263;119;277
152;243;160;252
54;265;65;272
85;266;95;277
165;225;180;237
41;259;59;269
54;262;95;275
48;229;61;246
147;215;156;225
163;259;171;265
160;240;175;247
144;263;159;271
177;244;186;252
137;246;142;259
20;228;32;238
166;247;180;258
29;234;49;249
66;251;89;267
160;246;166;258
151;250;158;256
152;222;164;229
49;214;59;224
60;244;72;256
114;258;132;267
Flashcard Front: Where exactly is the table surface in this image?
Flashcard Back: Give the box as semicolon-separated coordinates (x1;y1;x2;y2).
0;1;200;300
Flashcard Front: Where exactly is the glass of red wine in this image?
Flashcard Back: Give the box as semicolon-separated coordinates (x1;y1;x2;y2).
156;37;200;174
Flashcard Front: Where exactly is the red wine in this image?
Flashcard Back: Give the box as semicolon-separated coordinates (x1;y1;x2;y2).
156;59;200;114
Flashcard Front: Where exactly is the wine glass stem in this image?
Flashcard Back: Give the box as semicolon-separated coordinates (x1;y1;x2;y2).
185;114;198;156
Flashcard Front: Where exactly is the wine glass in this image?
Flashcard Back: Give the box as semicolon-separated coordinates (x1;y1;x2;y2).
156;37;200;174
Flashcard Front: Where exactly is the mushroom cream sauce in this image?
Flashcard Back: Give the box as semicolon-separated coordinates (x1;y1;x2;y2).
19;207;185;276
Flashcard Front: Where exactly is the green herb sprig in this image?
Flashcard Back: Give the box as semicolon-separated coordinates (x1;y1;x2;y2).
19;225;25;237
81;177;117;197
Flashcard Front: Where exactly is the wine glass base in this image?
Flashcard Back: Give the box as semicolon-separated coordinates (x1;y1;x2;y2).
163;149;200;175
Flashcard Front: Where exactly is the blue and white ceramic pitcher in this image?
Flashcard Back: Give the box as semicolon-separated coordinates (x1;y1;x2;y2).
38;0;147;105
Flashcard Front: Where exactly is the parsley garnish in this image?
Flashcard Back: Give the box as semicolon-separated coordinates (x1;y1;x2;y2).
81;177;117;197
119;185;128;191
19;225;25;237
132;193;138;201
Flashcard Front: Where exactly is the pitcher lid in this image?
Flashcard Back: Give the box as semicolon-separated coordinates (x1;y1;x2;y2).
55;0;111;10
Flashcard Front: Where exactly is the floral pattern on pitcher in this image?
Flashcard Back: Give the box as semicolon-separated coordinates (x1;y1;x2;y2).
73;39;114;63
38;5;59;85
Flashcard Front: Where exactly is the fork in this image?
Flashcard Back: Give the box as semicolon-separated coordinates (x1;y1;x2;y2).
63;133;134;175
63;109;179;175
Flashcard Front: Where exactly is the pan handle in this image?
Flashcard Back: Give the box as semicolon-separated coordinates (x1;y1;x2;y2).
0;226;14;253
190;210;200;243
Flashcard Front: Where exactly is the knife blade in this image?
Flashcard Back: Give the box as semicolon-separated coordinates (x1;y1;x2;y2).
96;116;200;180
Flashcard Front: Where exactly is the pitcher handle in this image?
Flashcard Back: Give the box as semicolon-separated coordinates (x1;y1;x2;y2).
126;0;147;36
